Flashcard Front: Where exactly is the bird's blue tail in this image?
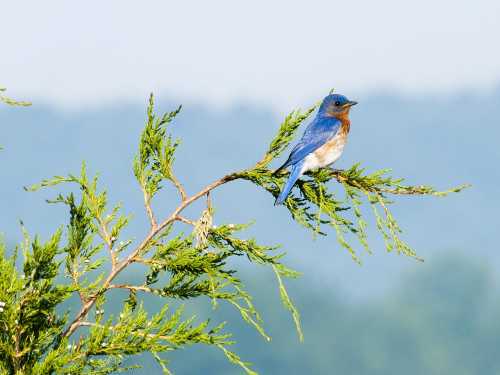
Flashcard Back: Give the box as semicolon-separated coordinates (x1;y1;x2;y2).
275;162;303;205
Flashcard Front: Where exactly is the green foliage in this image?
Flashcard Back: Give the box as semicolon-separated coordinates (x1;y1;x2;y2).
0;233;73;374
0;93;466;374
260;105;317;166
0;87;31;107
133;94;183;202
240;109;468;263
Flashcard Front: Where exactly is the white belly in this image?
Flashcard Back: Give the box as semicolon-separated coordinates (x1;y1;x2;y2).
301;133;347;173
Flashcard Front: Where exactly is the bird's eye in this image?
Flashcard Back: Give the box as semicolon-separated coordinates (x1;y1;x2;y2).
334;101;341;106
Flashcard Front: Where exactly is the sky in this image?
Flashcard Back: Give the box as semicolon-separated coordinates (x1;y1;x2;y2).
2;0;500;112
2;4;500;372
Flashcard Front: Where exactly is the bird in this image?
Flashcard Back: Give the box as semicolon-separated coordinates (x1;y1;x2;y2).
274;93;357;205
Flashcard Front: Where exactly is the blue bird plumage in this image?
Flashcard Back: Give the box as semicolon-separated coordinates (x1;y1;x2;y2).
275;94;357;205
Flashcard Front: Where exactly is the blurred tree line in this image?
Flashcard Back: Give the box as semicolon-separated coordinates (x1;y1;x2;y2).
141;254;497;374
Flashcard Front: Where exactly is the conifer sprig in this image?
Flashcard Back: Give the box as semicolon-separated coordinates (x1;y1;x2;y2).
0;87;31;107
1;93;467;374
239;109;468;262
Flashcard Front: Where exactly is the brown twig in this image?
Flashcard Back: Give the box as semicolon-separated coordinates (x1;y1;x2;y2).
95;216;117;269
141;186;158;230
175;215;196;226
70;261;87;304
170;172;187;202
108;284;153;293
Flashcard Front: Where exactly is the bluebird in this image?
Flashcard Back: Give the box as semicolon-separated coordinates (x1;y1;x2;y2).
274;94;357;205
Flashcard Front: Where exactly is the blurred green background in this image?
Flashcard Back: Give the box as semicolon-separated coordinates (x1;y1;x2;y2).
165;254;500;374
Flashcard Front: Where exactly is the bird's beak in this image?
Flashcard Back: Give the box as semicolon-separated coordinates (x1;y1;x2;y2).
342;100;358;108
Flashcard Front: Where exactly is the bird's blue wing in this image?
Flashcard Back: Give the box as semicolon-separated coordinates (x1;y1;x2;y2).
278;116;341;170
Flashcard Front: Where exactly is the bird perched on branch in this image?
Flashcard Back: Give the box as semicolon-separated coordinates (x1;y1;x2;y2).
274;94;357;205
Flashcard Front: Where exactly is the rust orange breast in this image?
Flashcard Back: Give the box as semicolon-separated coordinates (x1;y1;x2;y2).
337;115;351;135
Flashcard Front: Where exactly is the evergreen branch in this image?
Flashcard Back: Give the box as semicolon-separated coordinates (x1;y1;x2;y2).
216;344;258;375
240;162;467;261
273;264;303;342
7;93;467;374
61;171;243;339
108;284;153;293
66;306;252;374
0;87;31;107
324;166;470;196
258;104;317;167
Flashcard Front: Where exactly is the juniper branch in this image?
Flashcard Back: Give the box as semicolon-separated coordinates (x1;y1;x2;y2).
61;171;243;338
3;92;467;374
0;87;31;107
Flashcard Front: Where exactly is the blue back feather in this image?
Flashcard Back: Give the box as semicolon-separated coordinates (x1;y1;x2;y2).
278;116;341;170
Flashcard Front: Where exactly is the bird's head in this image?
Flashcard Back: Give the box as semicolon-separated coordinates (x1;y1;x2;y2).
318;94;358;118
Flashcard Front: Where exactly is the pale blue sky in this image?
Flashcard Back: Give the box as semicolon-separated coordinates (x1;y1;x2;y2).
2;0;499;110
